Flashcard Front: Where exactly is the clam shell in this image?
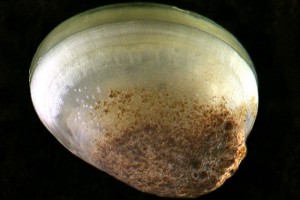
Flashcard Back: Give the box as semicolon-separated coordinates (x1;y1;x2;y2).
30;3;258;198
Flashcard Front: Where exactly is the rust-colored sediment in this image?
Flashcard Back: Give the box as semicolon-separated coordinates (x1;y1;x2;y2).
90;87;247;198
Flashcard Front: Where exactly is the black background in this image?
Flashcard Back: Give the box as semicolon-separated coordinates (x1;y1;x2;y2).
0;0;299;199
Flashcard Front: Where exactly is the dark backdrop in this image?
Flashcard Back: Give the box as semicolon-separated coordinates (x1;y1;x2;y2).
0;0;299;200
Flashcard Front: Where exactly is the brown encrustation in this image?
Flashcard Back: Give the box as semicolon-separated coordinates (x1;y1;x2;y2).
89;87;247;198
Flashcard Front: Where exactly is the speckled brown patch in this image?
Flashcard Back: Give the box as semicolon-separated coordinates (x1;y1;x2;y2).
89;87;247;198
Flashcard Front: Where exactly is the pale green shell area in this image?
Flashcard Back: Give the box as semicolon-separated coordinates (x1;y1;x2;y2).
29;3;255;77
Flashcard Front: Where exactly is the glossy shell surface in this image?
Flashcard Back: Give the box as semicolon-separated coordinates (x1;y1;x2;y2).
30;3;258;198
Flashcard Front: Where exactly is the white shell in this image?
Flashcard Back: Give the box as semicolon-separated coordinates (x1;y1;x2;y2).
30;3;258;198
